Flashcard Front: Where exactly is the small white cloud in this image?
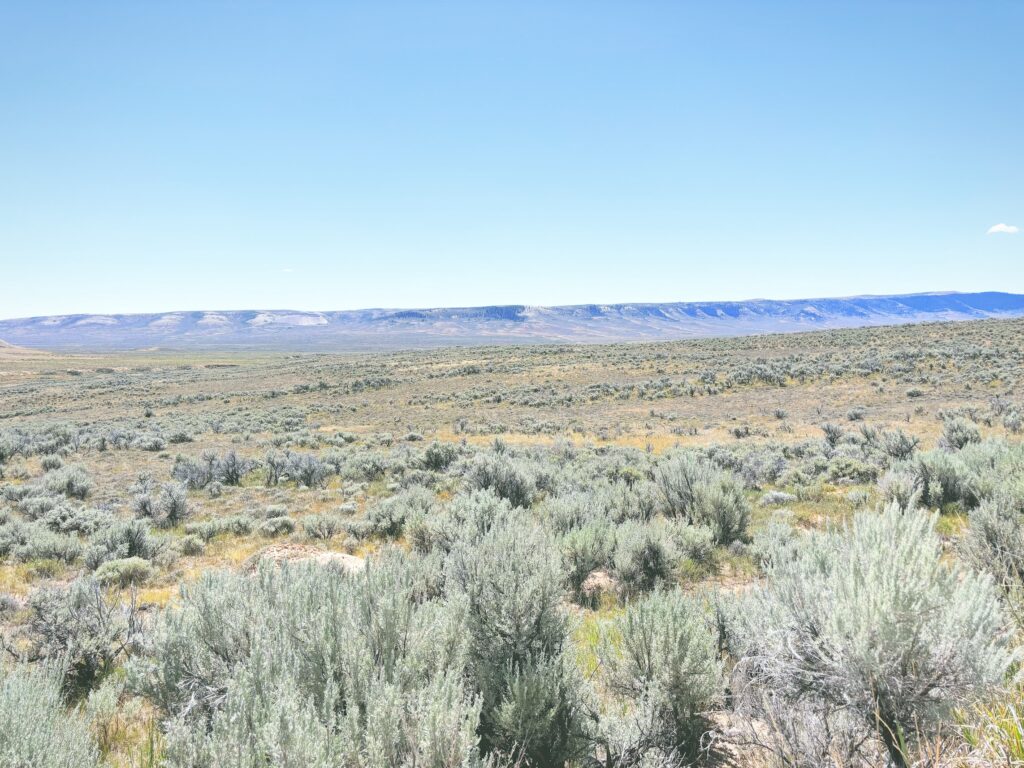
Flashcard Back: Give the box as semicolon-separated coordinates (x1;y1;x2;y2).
987;223;1019;234
280;268;295;273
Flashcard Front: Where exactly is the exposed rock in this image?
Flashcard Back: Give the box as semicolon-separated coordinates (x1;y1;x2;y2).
244;543;365;574
581;568;617;601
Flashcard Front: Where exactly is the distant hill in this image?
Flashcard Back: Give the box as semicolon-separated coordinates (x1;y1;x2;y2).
2;291;1023;352
0;339;51;358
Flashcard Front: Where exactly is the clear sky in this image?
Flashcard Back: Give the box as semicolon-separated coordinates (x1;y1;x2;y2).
1;1;1021;318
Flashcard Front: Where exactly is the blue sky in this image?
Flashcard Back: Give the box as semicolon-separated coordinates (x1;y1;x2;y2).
1;1;1021;318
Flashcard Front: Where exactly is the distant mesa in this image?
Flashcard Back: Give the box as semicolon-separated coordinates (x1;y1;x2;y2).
1;291;1023;352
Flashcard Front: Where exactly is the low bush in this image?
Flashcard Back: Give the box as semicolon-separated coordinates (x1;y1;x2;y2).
42;465;93;500
467;453;537;509
733;504;1013;765
365;485;438;538
561;519;616;600
258;516;295;537
13;524;82;563
445;518;590;765
656;454;750;544
422;441;460;471
941;417;982;450
287;452;332;488
93;556;155;587
598;589;722;763
0;664;100;767
963;493;1024;627
27;578;143;694
301;513;344;540
85;520;161;570
132;556;486;767
613;520;679;595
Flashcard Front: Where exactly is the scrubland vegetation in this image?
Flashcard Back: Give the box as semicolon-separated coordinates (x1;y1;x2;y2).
1;317;1024;766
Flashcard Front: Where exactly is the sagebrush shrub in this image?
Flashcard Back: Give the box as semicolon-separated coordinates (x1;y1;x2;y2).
422;441;460;471
912;449;976;509
41;503;112;535
963;493;1024;627
43;465;93;500
656;454;749;544
940;417;982;450
93;556;154;587
877;466;921;508
258;515;295;537
85;519;161;570
598;589;722;763
612;520;678;596
40;454;63;471
366;485;438;539
301;513;344;540
287;452;332;488
133;555;485;767
11;523;82;563
733;504;1013;765
172;453;217;490
467;453;537;509
445;517;590;765
561;519;616;601
28;578;143;695
880;429;919;461
408;489;514;555
0;664;100;768
156;481;190;527
749;514;798;571
215;450;253;486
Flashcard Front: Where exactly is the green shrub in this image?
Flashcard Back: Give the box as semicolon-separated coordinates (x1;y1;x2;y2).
85;519;161;569
215;450;254;486
669;521;716;566
12;524;82;563
881;429;919;461
156;482;190;527
40;454;64;471
287;452;331;488
821;423;845;447
18;492;63;520
963;493;1024;628
0;664;100;767
43;465;93;500
27;578;143;694
734;504;1013;765
422;441;460;471
133;556;485;767
561;519;616;601
41;504;112;535
612;521;678;596
598;589;722;762
445;518;589;765
258;516;295;537
656;454;749;544
941;417;982;450
366;485;437;539
93;556;154;587
408;489;514;555
172;453;217;489
749;515;798;571
467;454;537;509
184;514;255;542
878;466;921;508
175;533;206;555
912;450;976;509
301;513;344;540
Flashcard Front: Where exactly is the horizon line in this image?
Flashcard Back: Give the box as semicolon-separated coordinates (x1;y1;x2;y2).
2;288;1018;324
